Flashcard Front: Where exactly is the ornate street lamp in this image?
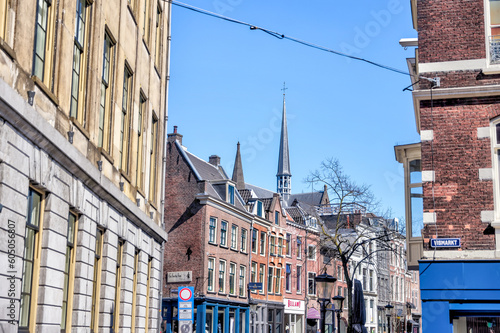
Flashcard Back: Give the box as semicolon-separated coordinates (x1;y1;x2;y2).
385;303;394;333
332;295;345;333
315;274;337;333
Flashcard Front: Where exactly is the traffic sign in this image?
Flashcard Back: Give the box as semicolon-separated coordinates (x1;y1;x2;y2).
178;286;194;324
179;287;193;301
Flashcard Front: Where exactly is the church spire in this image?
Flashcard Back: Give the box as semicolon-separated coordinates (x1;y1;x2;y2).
232;142;245;190
277;83;291;200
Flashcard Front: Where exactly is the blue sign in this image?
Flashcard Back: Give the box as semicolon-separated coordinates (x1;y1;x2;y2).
248;282;263;290
430;238;461;248
178;286;194;333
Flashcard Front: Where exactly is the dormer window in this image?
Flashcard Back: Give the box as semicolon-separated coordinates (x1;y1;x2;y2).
256;201;263;217
228;184;235;205
274;211;279;225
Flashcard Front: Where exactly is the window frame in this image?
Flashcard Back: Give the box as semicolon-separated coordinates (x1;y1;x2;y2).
220;221;228;247
148;112;159;202
208;257;215;292
131;249;140;333
307;245;316;260
239;265;246;297
297;237;302;259
240;228;247;253
230;224;238;250
259;263;265;294
136;92;146;189
120;64;133;174
267;266;274;294
0;0;8;41
285;263;291;293
61;212;79;332
209;217;217;244
91;228;104;332
113;239;124;332
260;231;266;255
154;2;163;70
98;30;116;152
296;265;302;294
32;0;56;88
219;260;226;294
229;262;236;295
251;228;258;253
307;272;316;296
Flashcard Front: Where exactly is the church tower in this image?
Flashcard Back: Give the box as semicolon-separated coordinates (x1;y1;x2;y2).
277;84;291;203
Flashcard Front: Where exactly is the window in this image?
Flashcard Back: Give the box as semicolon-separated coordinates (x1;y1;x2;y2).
337;265;342;281
275;211;279;225
268;266;274;293
208;258;215;292
33;0;56;88
257;201;263;217
285;234;291;256
260;231;266;255
278;237;283;256
239;265;246;297
285;264;291;292
231;225;238;250
307;272;316;296
229;263;236;295
241;228;247;252
220;221;228;247
154;4;162;69
296;266;302;293
98;31;115;151
120;65;133;173
275;268;281;294
209;217;217;243
148;114;159;201
363;268;367;290
343;288;348;308
136;93;146;188
251;262;257;283
270;235;276;255
0;0;7;40
70;0;91;126
369;270;373;291
131;249;139;333
144;257;152;332
20;188;44;331
143;0;151;45
259;264;265;294
408;159;423;237
251;229;257;253
297;237;302;259
62;212;78;331
307;245;316;260
228;184;235;205
337;286;342;297
489;0;500;63
128;0;137;13
91;228;103;332
113;240;124;332
219;260;226;293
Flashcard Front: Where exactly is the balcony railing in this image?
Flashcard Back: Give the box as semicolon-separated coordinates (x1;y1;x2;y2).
490;35;500;64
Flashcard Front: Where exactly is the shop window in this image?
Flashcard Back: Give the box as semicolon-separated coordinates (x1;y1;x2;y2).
70;0;92;126
19;188;44;332
33;0;56;89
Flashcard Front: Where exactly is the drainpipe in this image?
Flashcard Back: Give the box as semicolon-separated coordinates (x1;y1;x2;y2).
158;0;173;331
304;228;308;333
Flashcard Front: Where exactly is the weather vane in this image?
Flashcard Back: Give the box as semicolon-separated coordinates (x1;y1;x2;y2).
281;82;288;95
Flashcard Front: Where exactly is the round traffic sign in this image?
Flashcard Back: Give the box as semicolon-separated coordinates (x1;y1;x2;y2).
179;287;192;301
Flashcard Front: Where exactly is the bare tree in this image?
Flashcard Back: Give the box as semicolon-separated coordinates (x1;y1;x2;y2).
306;158;402;333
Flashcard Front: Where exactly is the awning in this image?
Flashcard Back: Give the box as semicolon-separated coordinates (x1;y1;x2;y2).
307;308;320;319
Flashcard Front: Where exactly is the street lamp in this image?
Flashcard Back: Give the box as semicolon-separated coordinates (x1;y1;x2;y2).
315;274;337;333
385;303;394;333
332;295;345;333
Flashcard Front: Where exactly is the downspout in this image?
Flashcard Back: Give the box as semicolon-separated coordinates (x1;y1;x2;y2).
158;0;172;331
248;220;254;332
304;228;308;333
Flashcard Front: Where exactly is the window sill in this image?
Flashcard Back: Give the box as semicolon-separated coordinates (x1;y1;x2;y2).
143;38;151;54
32;75;59;106
135;186;146;198
99;147;114;164
240;250;248;255
230;247;239;252
120;169;132;183
149;199;158;210
220;245;228;249
0;38;16;60
70;117;90;140
207;290;216;295
208;241;218;246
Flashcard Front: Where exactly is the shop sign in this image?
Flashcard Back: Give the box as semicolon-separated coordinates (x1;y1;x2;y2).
168;271;192;283
284;299;305;311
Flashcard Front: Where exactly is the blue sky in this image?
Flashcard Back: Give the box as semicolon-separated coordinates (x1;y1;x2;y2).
167;0;420;219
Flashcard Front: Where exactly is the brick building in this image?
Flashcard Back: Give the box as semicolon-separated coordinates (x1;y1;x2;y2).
396;0;500;331
0;0;171;332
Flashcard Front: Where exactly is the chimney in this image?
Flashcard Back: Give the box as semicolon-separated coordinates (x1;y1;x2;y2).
209;155;221;166
167;125;183;145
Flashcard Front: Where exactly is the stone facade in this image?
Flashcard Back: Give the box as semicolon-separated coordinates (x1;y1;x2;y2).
0;0;171;331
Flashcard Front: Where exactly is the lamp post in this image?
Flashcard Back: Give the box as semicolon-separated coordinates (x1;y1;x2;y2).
385;303;394;333
315;274;337;333
332;295;345;333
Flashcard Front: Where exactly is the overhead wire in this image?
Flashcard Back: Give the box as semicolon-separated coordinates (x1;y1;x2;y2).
168;0;431;80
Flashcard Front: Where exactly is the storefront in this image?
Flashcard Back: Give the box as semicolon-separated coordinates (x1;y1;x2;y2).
284;299;305;333
162;297;250;333
419;260;500;332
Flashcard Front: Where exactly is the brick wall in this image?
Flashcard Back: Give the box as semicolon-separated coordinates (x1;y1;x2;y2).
417;0;485;63
419;96;500;250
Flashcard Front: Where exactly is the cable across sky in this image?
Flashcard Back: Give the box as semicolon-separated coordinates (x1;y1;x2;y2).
169;0;414;78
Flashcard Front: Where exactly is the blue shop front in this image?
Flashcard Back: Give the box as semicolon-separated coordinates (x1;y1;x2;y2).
419;260;500;333
162;297;250;333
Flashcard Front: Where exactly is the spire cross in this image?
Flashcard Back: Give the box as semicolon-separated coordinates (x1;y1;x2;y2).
281;82;288;95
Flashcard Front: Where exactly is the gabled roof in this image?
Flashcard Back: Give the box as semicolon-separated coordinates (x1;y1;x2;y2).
245;183;276;199
238;189;253;203
287;191;326;207
185;150;226;181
